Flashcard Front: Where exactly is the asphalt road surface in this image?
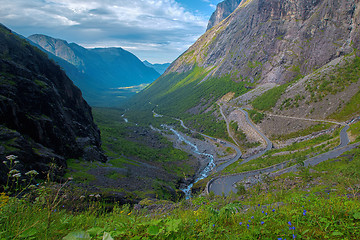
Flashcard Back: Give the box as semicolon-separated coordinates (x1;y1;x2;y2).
209;125;356;196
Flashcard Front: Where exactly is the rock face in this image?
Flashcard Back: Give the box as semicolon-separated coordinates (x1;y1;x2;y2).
28;34;160;107
207;0;243;31
0;24;106;184
130;0;360;138
168;0;360;84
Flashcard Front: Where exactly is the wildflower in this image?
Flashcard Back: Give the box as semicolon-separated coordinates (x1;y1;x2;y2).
261;221;264;225
249;220;251;223
293;234;296;239
289;227;295;230
128;211;132;216
265;212;268;216
6;155;17;161
196;219;198;222
258;204;260;207
262;210;264;213
68;177;73;181
288;221;292;226
213;224;215;227
272;209;276;212
239;222;242;225
303;210;307;216
12;173;21;178
14;161;19;164
251;216;254;219
95;194;101;198
3;161;7;164
9;169;20;175
25;170;39;176
247;224;249;229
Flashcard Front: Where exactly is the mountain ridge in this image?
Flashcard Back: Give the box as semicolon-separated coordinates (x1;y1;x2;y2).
28;34;160;107
129;0;360;143
0;24;106;184
143;60;171;75
206;0;243;31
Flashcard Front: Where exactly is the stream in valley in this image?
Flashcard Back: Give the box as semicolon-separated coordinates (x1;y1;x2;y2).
169;128;215;199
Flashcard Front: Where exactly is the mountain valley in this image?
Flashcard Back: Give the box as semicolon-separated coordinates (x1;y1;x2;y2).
28;34;160;107
1;0;360;238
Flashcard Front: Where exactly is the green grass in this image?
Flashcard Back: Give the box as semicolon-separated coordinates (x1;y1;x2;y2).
330;90;360;121
106;171;125;180
92;107;195;178
349;121;360;142
1;146;360;239
252;84;289;111
184;110;229;141
108;157;139;168
127;65;249;120
64;159;102;183
306;56;360;105
248;109;265;124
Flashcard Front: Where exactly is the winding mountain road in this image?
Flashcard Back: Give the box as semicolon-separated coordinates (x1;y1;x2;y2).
152;107;355;197
208;124;354;196
214;108;272;171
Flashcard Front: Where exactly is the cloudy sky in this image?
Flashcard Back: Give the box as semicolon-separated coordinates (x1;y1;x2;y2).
0;0;223;63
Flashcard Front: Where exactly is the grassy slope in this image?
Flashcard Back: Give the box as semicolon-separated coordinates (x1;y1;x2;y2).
2;55;360;240
127;65;249;140
92;108;192;172
63;107;197;200
1;146;360;239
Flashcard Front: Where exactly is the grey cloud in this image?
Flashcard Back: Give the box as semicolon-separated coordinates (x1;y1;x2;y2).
0;0;209;63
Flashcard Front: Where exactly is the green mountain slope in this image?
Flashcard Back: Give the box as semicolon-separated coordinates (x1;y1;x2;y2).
128;0;360;140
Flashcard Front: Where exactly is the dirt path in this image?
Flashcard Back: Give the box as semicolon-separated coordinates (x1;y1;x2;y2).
266;113;346;126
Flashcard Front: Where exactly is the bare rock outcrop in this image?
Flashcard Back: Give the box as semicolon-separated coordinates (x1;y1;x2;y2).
0;24;106;184
207;0;243;31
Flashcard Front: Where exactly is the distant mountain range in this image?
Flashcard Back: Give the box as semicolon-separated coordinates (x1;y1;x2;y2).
143;61;170;75
28;34;160;107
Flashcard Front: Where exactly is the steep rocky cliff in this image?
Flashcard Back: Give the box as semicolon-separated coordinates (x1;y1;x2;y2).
169;0;360;84
0;24;106;184
129;0;360;141
207;0;242;31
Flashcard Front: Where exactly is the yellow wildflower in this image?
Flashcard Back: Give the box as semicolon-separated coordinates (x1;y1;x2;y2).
0;192;9;209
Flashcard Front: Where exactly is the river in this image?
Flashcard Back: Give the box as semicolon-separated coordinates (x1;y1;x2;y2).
169;127;215;199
